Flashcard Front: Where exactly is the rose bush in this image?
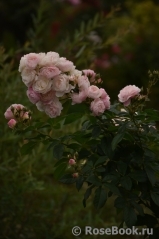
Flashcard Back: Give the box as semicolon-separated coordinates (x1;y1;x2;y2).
5;52;159;237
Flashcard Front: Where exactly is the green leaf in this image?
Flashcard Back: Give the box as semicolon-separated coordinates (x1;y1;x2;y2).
114;197;126;209
83;186;94;207
76;176;84;191
105;183;121;196
129;171;147;182
117;161;127;175
54;163;67;180
87;175;101;186
111;133;124;151
131;202;144;217
124;206;137;227
94;156;107;166
63;113;82;125
59;173;76;184
20;142;36;155
120;176;132;190
150;192;159;207
145;165;156;186
68;103;88;113
53;143;64;160
93;187;107;209
92;126;101;138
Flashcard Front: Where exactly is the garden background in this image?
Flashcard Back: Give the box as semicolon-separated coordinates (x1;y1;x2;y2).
0;0;159;238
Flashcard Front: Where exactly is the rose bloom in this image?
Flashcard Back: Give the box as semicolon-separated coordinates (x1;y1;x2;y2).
7;119;17;129
68;159;76;165
39;66;61;79
118;85;141;106
77;75;90;90
40;89;55;103
99;88;108;99
52;74;73;97
101;95;110;109
20;111;30;121
32;76;52;94
87;85;102;99
27;87;41;104
21;68;36;87
39;51;60;66
44;98;63;118
56;57;75;72
90;98;106;116
19;53;40;72
82;69;96;82
4;104;25;119
71;90;88;105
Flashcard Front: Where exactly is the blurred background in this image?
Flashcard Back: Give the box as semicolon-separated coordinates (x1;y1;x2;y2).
0;0;159;238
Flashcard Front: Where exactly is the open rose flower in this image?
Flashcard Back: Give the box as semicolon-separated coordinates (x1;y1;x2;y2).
40;89;55;103
56;57;75;72
83;69;96;82
90;98;106;116
21;68;36;86
19;53;40;72
52;74;74;97
32;76;52;94
71;90;88;105
44;98;63;118
77;75;90;90
27;87;41;104
118;85;141;106
87;85;102;99
39;52;60;66
39;66;61;78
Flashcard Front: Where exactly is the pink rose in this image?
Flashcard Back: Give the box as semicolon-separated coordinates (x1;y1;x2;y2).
44;98;63;118
99;88;108;99
21;112;30;121
88;85;102;99
21;68;36;86
118;85;141;106
77;75;90;90
56;57;75;72
68;159;76;165
27;87;41;104
82;69;96;82
71;90;88;105
90;98;106;116
19;53;40;71
40;66;61;78
39;52;60;66
40;90;55;103
7;119;17;129
101;95;110;109
72;172;79;178
4;107;14;120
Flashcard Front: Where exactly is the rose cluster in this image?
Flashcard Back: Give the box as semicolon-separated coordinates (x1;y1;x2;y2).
19;52;111;117
4;104;31;129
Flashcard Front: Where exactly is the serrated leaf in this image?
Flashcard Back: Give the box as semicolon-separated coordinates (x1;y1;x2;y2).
83;186;94;207
124;206;137;227
111;133;124;151
76;176;84;191
20;142;36;155
93;187;107;209
94;156;107;166
87;175;101;186
145;165;156;185
92;125;101;138
59;173;76;184
54;163;67;180
120;176;132;190
53;143;64;160
131;202;144;217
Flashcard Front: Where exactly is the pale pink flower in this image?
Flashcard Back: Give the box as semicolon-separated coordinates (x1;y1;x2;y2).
7;119;17;129
101;95;110;109
4;104;25;119
72;172;79;178
52;74;74;97
90;98;106;116
77;75;90;90
87;85;102;99
68;159;76;165
39;52;60;66
83;69;96;82
21;112;30;121
39;66;61;78
44;98;63;118
40;90;55;103
21;68;36;87
71;90;88;105
99;88;108;99
56;57;75;72
32;76;52;94
118;85;141;106
27;87;41;104
19;53;40;71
